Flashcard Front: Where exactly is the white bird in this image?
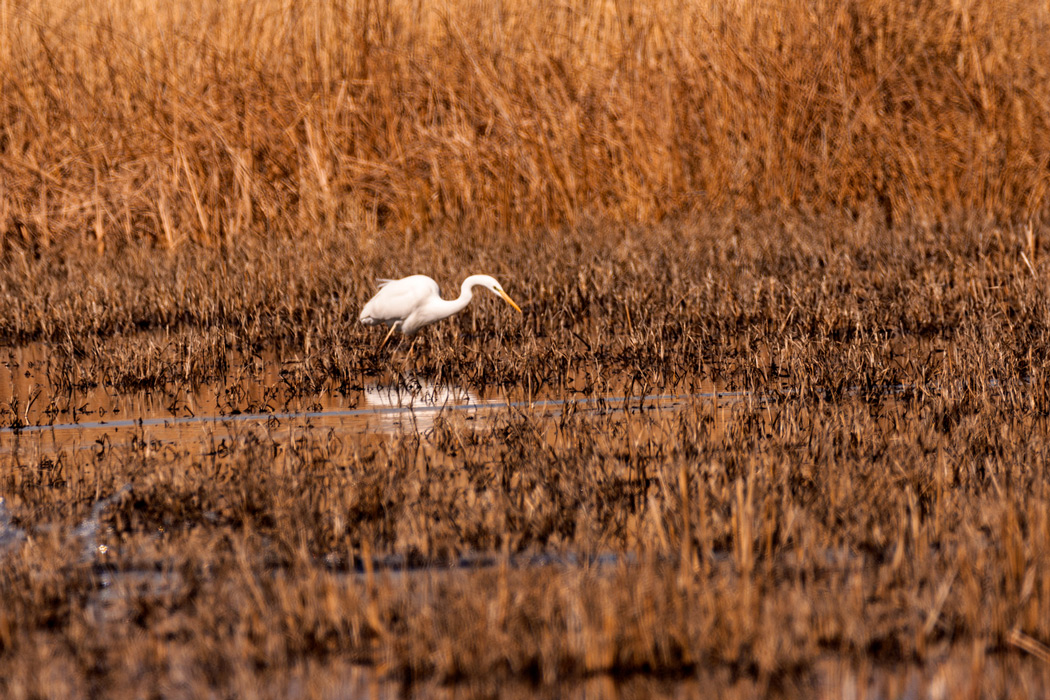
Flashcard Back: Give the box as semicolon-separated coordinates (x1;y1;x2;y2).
359;274;522;347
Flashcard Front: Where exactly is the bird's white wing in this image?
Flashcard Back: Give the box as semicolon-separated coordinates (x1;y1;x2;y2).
360;275;440;325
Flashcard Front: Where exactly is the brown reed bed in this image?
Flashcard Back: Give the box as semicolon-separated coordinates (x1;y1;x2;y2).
3;0;1050;247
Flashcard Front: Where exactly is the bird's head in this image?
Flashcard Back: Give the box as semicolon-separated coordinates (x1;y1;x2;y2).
474;275;522;313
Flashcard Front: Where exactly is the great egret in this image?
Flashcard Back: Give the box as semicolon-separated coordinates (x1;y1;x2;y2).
359;274;522;347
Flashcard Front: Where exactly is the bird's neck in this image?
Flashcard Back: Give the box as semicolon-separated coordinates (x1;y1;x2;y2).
430;278;478;320
459;275;487;301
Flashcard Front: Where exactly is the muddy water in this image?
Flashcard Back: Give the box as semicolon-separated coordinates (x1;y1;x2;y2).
0;342;743;458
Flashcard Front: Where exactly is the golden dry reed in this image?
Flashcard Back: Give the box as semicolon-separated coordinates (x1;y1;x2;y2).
2;0;1050;247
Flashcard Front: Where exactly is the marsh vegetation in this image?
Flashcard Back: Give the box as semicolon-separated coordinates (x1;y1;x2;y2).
3;0;1050;697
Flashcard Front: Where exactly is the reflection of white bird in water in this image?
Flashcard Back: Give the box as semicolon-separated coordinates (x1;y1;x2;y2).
363;379;483;432
359;274;522;348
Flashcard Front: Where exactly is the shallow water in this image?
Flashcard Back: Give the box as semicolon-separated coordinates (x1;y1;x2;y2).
0;341;749;459
0;338;947;470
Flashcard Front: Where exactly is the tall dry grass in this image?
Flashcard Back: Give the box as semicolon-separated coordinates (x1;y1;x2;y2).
2;0;1050;247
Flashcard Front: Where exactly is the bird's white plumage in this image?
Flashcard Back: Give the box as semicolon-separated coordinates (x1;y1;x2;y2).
359;275;440;334
359;274;521;339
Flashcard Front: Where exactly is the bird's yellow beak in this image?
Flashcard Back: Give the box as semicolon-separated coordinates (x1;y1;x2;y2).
498;289;522;313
